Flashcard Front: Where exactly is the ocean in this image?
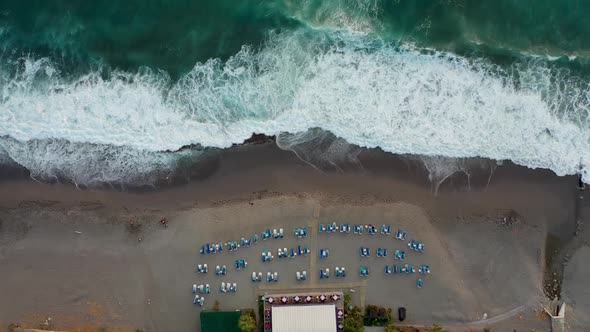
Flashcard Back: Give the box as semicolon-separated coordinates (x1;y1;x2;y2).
0;0;589;187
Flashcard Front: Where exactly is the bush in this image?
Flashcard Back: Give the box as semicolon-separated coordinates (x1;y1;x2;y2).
430;324;444;332
344;293;352;307
363;305;392;326
343;305;364;332
384;323;399;332
238;312;257;332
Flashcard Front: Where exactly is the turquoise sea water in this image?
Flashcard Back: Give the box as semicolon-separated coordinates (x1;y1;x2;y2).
0;0;589;186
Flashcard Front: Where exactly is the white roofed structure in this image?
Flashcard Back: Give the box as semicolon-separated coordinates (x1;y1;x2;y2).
271;304;337;332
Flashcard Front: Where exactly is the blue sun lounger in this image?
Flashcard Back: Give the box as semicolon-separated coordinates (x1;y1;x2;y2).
393;265;398;274
417;278;423;289
385;265;392;274
359;267;369;277
320;249;329;259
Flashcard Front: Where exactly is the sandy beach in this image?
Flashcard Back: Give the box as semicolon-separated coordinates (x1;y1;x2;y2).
0;143;587;332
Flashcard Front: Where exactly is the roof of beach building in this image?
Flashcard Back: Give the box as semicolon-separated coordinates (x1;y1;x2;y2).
271;304;337;332
199;311;241;332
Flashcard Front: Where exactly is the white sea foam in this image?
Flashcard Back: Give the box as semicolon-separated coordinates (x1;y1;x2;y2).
0;30;589;184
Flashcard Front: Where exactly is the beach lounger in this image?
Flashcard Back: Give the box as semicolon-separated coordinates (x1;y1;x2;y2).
417;278;423;289
400;265;407;273
197;264;203;273
273;272;278;282
381;225;386;234
359;267;369;277
320;249;329;259
290;248;297;257
220;282;226;292
198;284;204;294
385;225;391;235
296;271;301;281
253;234;259;243
192;284;197;293
325;268;330;278
418;243;425;252
393;265;398;274
200;245;205;255
340;224;346;233
345;223;350;233
319;224;326;232
409;265;415;273
221;265;226;275
199;297;205;306
279;228;284;238
194;295;200;304
302;271;307;280
216;265;221;275
231;283;237;292
320;269;325;279
267;272;273;282
385;265;391;274
335;267;340;277
203;264;208;273
382;249;388;257
252;272;257;281
341;267;346;277
353;224;359;234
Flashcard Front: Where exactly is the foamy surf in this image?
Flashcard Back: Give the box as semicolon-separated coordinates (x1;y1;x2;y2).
0;30;589;185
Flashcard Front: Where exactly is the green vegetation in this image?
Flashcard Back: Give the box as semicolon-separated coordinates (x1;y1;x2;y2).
363;304;393;326
384;323;399;332
238;310;257;332
430;324;444;332
343;305;364;332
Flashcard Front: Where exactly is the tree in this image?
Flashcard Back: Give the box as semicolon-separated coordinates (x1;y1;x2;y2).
344;293;352;307
343;306;364;332
238;312;256;332
384;323;399;332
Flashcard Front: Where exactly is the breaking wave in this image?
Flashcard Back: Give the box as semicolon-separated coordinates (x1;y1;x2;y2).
1;30;589;186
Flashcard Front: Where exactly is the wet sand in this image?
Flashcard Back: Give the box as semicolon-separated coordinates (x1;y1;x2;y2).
0;143;586;331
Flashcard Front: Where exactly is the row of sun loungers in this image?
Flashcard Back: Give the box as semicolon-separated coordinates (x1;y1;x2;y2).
408;239;425;252
277;246;309;258
320;248;330;259
193;295;205;306
294;227;308;238
220;282;237;293
360;247;370;257
267;272;279;282
197;264;208;273
192;283;211;294
320;223;408;238
235;259;247;270
394;250;406;260
252;272;263;282
261;251;274;262
377;248;388;257
200;242;224;255
359;267;370;277
215;265;227;275
262;228;285;240
296;271;308;281
318;267;346;279
384;264;419;274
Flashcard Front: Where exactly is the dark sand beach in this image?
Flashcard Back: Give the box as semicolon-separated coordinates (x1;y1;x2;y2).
0;143;588;331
